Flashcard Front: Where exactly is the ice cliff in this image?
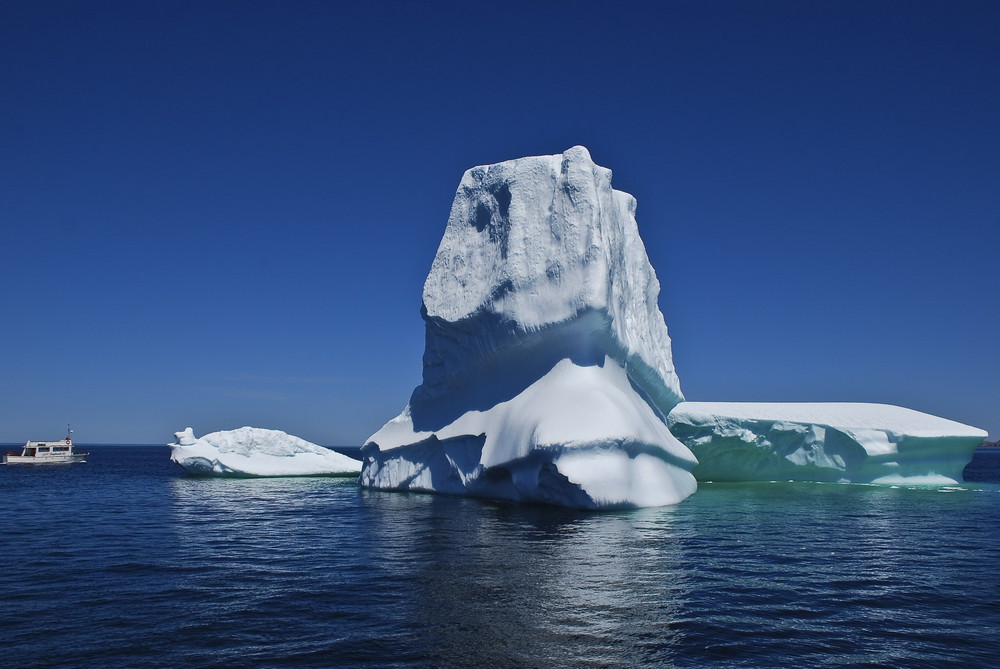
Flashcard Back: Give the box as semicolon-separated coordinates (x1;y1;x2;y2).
666;402;987;484
169;426;361;477
360;146;697;508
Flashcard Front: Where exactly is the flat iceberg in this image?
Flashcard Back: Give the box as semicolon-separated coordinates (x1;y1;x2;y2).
666;402;987;483
169;426;361;477
360;146;697;509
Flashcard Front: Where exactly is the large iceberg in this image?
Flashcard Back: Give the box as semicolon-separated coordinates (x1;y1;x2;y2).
360;146;697;509
169;426;361;477
666;402;987;484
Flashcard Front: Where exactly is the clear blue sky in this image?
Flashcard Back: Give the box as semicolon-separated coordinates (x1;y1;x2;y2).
2;1;997;444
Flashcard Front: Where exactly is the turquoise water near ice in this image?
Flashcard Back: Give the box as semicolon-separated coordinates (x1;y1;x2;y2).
1;445;999;667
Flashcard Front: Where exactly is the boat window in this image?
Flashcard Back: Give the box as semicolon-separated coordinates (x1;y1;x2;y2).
54;446;69;452
38;447;50;452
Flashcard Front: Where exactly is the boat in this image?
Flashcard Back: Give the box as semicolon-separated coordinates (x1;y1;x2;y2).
3;427;87;464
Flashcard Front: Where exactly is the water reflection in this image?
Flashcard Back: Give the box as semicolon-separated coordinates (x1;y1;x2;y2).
356;491;692;666
159;473;1000;666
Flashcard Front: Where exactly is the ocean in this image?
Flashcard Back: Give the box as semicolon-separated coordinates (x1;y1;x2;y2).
2;445;998;668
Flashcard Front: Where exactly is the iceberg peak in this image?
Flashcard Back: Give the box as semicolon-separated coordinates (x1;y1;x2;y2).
361;147;696;509
417;146;683;420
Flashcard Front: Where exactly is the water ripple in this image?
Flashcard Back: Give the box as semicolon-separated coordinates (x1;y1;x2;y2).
1;446;999;667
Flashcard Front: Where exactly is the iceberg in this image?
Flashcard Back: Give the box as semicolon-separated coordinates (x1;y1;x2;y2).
169;426;361;477
666;402;987;484
360;146;697;509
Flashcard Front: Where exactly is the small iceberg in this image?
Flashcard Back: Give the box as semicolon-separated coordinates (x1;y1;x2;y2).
666;402;987;484
169;426;361;477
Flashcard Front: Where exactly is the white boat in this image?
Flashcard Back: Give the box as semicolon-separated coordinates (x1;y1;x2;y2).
3;427;87;464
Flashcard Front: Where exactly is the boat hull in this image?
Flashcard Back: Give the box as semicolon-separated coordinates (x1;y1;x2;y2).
3;454;87;464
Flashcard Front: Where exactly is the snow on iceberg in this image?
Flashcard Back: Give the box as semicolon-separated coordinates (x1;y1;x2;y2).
169;426;361;477
666;402;987;484
360;146;697;509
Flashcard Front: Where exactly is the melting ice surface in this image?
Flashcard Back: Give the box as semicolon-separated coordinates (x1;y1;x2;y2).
360;146;697;509
169;426;361;477
666;402;987;484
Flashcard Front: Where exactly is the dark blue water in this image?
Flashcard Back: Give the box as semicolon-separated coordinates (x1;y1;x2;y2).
2;446;999;668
